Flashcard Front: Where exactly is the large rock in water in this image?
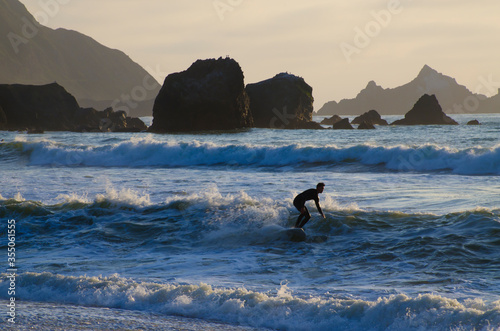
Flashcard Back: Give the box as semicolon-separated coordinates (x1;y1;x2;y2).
149;57;253;132
246;73;322;129
467;119;480;125
320;115;342;125
357;121;376;130
352;110;388;125
74;107;147;132
0;82;80;131
332;118;354;130
391;94;458;125
0;82;147;132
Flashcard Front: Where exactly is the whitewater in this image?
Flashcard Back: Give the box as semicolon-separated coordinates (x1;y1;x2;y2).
1;114;500;330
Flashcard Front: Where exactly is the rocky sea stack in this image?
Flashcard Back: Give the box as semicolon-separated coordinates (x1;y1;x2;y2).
246;73;321;129
0;83;147;132
392;94;458;125
357;121;376;130
352;110;388;126
332;118;354;130
320;115;342;126
467;119;480;125
149;57;253;132
0;83;79;131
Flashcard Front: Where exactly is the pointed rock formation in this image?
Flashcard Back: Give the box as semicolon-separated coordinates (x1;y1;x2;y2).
317;65;500;115
332;118;353;129
357;121;376;129
391;94;458;125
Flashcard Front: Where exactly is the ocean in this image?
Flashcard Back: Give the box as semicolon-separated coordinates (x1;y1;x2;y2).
1;113;499;330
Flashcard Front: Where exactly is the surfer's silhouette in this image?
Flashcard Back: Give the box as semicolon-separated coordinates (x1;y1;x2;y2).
293;183;326;228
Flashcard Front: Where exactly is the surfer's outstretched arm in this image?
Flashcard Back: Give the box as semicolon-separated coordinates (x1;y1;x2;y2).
315;200;325;218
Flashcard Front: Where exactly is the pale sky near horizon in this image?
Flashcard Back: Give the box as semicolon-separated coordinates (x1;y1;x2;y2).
19;0;500;110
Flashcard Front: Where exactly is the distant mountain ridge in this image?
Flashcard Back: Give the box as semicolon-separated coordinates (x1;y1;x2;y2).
317;65;500;115
0;0;160;116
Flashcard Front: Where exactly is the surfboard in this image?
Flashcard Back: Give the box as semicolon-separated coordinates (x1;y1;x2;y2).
283;228;306;242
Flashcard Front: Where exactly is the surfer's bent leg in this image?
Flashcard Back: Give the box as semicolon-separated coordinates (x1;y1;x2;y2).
298;208;311;228
293;200;305;228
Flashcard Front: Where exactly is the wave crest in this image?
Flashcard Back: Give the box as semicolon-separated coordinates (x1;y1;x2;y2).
13;138;500;175
2;272;498;331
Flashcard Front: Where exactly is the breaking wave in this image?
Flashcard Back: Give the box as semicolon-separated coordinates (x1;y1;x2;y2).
1;272;499;331
7;137;500;175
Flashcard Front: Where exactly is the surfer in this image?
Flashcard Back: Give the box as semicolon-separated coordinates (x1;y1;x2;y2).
293;183;326;228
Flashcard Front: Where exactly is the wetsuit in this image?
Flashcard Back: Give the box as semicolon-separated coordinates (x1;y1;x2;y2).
293;189;322;228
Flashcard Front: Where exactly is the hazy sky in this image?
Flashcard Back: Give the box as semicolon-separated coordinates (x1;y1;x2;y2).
19;0;500;109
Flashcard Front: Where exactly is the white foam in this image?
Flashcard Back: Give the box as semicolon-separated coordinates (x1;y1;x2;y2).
321;194;362;212
2;272;499;331
0;192;27;202
14;192;25;202
96;187;152;208
52;186;151;209
55;192;91;205
17;138;500;175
